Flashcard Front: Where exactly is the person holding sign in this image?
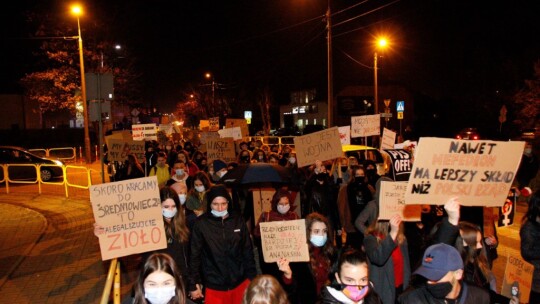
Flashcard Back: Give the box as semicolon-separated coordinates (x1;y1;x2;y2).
320;249;382;304
520;190;540;303
278;213;337;304
189;185;256;303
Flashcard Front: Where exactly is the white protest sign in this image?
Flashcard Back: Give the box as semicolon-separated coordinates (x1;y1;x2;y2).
90;176;167;260
132;123;157;141
501;255;533;303
351;114;380;138
225;118;249;138
404;138;525;206
338;126;351;145
294;127;343;167
379;181;422;221
260;219;310;263
381;128;397;150
218;127;242;140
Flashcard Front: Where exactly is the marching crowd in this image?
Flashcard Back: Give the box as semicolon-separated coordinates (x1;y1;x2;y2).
97;138;538;304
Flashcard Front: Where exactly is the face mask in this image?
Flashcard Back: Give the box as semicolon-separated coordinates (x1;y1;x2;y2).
366;169;376;176
162;208;177;219
341;285;369;302
289;158;296;164
316;173;327;181
277;204;290;214
145;286;176;304
218;170;227;178
341;166;348;172
211;209;228;218
310;234;327;247
195;185;205;193
258;155;264;160
178;194;186;205
175;169;184;176
426;281;453;299
524;148;532;155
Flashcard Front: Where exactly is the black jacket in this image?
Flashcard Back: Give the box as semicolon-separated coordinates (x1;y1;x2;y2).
398;281;489;304
189;211;256;291
320;285;382;304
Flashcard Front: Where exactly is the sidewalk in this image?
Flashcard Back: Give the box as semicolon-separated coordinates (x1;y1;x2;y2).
0;193;138;303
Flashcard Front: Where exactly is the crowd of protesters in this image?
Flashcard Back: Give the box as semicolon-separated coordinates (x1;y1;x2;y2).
97;137;536;304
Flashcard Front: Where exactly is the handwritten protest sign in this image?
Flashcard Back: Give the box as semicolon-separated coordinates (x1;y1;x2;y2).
206;138;236;163
383;149;412;181
404;138;524;206
226;118;249;138
260;219;310;263
351;114;380;138
379;181;422;221
132;123;157;141
90;176;167;260
200;131;220;145
252;189;275;225
218;127;242;140
501;255;533;303
338;126;351;145
106;138;145;163
294;127;342;167
381;128;397;150
209;117;220;131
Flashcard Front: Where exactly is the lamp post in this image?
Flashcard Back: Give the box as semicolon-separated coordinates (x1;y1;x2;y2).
326;0;334;128
71;5;91;164
205;73;215;116
373;38;388;116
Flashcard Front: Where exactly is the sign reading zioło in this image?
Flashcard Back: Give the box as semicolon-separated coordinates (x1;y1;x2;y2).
90;176;167;260
405;138;524;206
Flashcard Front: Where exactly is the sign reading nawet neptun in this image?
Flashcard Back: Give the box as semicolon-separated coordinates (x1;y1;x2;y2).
404;138;524;207
90;176;167;260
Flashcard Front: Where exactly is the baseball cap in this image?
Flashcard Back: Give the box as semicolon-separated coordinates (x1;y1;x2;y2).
413;243;463;281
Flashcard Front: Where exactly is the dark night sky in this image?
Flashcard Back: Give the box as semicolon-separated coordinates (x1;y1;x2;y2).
2;1;539;132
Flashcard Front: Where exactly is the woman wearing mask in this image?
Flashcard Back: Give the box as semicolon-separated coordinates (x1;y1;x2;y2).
191;150;206;172
185;172;213;228
177;150;199;177
132;253;195;304
363;160;380;191
125;154;145;180
321;249;382;304
278;212;336;303
252;148;267;163
238;149;253;164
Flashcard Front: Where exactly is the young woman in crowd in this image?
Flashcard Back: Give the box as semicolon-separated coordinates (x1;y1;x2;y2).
177;150;199;177
125;154;145;180
242;275;290;304
320;249;382;304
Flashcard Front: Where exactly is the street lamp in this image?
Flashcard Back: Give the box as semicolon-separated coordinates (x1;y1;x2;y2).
205;73;215;116
373;37;388;116
71;4;91;164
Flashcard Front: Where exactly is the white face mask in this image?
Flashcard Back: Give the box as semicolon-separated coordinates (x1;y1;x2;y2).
211;209;228;217
524;148;532;155
195;185;205;193
145;286;176;304
289;158;296;164
277;204;290;214
175;169;184;176
178;194;186;205
218;170;227;178
162;208;177;219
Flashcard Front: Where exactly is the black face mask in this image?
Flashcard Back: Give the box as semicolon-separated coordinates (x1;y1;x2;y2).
426;282;453;299
366;168;376;176
241;156;250;162
316;173;328;181
340;166;348;172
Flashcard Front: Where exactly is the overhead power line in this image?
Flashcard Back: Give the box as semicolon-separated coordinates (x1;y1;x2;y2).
333;0;401;28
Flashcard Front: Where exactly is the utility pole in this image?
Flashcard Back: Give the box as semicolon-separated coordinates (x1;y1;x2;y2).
326;0;334;128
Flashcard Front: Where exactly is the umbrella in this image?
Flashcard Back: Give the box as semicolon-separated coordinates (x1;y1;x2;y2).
221;162;290;186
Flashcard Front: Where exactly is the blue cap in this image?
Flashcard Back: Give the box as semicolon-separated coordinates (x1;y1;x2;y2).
413;243;463;281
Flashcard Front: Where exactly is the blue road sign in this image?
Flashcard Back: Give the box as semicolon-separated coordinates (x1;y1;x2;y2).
396;101;405;112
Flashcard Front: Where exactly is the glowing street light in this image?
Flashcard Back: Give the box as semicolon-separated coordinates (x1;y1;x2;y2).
373;37;389;115
70;4;91;163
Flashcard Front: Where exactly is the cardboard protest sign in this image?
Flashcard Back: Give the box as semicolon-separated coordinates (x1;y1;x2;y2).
351;114;380;138
90;176;167;260
200;131;220;145
383;149;412;181
381;128;397;150
206;138;237;163
159;124;173;135
252;188;275;225
259;219;310;263
106;138;145;163
501;255;533;303
338;126;351;145
379;181;422;221
404;138;524;206
218;127;242;140
294;127;342;167
209;117;220;131
132;123;157;141
226;118;249;138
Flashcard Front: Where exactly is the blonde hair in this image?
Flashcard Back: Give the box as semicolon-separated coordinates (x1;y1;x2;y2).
242;275;290;304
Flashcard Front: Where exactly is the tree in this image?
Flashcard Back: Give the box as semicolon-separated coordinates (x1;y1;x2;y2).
513;60;540;128
258;87;272;136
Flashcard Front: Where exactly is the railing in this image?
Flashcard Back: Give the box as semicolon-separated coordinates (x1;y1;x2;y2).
29;147;78;162
248;136;296;149
101;258;121;304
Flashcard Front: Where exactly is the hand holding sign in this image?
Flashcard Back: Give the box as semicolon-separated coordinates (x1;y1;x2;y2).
444;197;460;225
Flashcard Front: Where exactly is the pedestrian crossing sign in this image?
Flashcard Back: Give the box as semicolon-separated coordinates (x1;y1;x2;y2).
396;101;405;112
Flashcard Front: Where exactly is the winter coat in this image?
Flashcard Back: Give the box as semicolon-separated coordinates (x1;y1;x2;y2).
520;219;540;293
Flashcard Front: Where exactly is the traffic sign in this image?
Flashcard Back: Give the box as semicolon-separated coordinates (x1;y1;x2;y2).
380;113;393;118
396;101;405;112
397;112;404;119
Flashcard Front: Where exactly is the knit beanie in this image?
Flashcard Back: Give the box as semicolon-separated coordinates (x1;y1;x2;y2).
213;159;227;172
206;185;232;208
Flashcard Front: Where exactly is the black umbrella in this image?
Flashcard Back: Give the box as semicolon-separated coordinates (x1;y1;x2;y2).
221;163;290;186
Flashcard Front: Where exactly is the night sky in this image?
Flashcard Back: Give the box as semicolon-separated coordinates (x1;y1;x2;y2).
2;0;539;135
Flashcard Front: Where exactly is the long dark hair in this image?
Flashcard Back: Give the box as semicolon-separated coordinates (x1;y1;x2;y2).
456;221;492;285
160;187;189;243
523;190;540;224
133;253;185;304
306;212;335;268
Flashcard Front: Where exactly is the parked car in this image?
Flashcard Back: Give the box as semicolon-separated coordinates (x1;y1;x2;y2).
271;127;301;137
342;144;387;176
0;146;64;182
302;124;326;135
520;128;538;140
455;127;480;140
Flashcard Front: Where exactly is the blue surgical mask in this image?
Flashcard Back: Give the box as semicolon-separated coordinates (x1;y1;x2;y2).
178;194;186;205
211;209;228;218
175;169;184;176
310;234;327;247
162;208;177;219
195;185;205;193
